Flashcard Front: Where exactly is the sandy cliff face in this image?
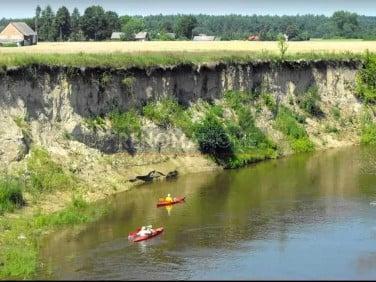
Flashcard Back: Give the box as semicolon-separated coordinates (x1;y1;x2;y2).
0;60;366;203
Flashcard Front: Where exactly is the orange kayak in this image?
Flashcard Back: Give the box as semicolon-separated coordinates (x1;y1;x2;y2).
128;227;164;242
157;196;186;207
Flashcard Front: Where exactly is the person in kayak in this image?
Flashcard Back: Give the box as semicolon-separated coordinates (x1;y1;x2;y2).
146;225;154;233
137;225;154;236
165;194;173;202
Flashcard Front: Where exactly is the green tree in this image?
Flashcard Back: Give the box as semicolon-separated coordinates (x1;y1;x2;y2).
331;10;359;38
300;31;310;41
34;5;41;42
39;5;57;41
119;15;132;28
285;24;299;40
81;5;107;40
104;11;121;38
55;6;71;41
175;15;197;39
70;8;82;41
160;20;174;32
121;17;145;41
194;116;234;165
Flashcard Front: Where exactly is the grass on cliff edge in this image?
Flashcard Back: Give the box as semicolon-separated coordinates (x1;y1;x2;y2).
0;50;365;69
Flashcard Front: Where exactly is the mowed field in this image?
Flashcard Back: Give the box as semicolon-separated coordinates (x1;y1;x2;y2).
0;39;376;55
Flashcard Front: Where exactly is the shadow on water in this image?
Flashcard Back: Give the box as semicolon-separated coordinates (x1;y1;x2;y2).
37;146;376;280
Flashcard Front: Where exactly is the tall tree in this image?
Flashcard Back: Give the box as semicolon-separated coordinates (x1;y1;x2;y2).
55;6;71;41
81;5;106;41
121;17;145;41
39;5;57;41
35;5;41;42
285;24;299;40
104;11;121;38
331;10;359;38
70;8;82;41
175;15;197;39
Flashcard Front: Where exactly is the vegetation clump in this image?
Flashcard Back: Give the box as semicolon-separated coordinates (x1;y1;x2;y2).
0;177;24;215
25;147;77;194
296;86;324;117
356;50;376;104
274;105;315;153
109;108;143;138
360;109;376;145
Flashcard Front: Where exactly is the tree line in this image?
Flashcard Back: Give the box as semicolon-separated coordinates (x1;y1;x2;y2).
1;5;376;41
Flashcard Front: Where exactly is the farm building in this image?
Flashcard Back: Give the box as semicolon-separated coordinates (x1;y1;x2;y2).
0;22;37;45
247;34;260;41
111;32;125;40
134;32;150;41
192;34;217;41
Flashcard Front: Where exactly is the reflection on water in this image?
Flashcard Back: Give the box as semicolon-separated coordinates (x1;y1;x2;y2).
37;146;376;280
165;204;173;216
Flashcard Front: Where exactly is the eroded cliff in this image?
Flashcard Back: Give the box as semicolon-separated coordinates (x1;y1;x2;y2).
0;59;368;208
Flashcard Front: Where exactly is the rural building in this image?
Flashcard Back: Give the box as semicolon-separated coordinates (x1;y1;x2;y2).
134;32;150;41
247;34;260;41
192;34;216;41
111;32;125;40
0;22;37;45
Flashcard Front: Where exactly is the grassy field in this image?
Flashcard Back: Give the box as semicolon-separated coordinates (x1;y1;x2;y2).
0;40;375;55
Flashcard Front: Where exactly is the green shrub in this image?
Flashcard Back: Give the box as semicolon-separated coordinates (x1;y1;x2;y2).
277;33;288;59
262;93;276;112
34;195;90;227
142;98;194;136
0;178;24;214
275;105;314;152
193;116;234;165
108;108;142;137
291;137;315;153
84;116;106;132
222;90;278;167
224;91;255;109
361;124;376;145
331;107;341;120
121;76;136;94
296;86;323;117
206;104;224;117
355;50;376;104
275;106;307;139
142;99;177;128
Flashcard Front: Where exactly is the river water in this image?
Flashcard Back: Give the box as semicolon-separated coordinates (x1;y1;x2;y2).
36;145;376;280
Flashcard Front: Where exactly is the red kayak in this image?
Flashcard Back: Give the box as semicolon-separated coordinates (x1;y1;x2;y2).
157;196;186;207
128;227;164;242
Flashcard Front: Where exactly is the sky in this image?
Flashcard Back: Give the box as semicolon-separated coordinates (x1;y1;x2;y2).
1;0;376;19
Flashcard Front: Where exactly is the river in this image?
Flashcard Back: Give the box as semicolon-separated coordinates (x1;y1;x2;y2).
36;145;376;280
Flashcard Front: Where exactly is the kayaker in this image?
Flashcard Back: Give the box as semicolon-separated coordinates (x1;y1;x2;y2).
146;225;154;233
165;194;173;202
137;226;151;236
